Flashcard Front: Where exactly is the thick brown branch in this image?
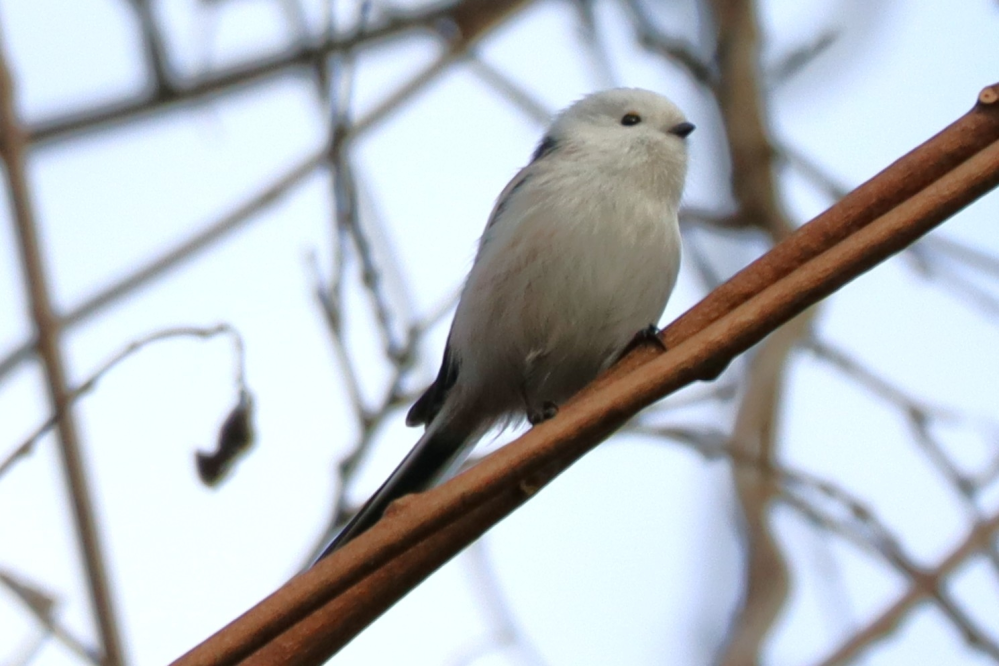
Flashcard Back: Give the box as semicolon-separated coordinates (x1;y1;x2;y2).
0;36;125;666
170;84;999;666
657;85;999;351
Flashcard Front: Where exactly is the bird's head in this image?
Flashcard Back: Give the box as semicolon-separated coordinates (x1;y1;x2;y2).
544;87;694;201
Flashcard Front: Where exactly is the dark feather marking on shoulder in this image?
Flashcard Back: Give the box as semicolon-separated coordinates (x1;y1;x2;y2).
406;339;460;427
486;135;556;231
531;135;558;163
488;172;530;230
409;137;559;427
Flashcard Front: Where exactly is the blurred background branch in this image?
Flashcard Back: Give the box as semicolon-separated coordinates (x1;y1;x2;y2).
0;34;125;666
0;1;997;665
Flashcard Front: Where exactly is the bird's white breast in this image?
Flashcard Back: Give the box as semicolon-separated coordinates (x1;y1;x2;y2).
450;153;681;415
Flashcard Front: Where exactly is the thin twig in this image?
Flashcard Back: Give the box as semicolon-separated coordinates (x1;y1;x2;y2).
318;284;464;537
920;234;999;279
807;337;999;581
779;142;851;202
345;45;468;140
0;149;324;386
767;30;838;85
906;236;999;319
123;0;172;95
308;252;368;423
307;326;423;565
464;54;552;125
0;325;247;482
637;412;999;661
816;510;999;666
805;337;951;419
622;0;715;87
0;569;102;665
28;0;533;145
571;0;619;89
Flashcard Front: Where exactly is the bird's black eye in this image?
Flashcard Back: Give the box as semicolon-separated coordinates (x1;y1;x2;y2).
621;113;642;126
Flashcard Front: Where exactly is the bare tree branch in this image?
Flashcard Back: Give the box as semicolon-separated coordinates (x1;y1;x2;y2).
807;337;999;583
719;312;807;663
0;324;248;483
0;149;324;386
4;4;999;664
623;0;716;87
26;0;537;145
768;30;838;85
816;509;999;666
0;33;125;666
700;2;802;660
0;568;102;665
171;84;999;665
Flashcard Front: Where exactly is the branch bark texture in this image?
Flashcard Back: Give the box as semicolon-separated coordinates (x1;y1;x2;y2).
171;83;999;666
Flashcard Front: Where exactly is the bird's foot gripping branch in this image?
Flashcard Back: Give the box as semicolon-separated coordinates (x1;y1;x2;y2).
172;82;999;666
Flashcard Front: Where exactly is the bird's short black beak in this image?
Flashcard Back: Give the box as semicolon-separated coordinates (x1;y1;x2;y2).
669;121;696;139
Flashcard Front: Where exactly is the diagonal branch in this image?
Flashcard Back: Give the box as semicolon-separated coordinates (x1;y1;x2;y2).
623;0;715;87
123;0;172;94
0;324;247;483
0;149;324;386
170;83;999;666
0;0;537;389
0;568;102;664
816;509;999;666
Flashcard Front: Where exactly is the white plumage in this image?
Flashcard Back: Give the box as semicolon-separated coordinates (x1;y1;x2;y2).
319;87;693;559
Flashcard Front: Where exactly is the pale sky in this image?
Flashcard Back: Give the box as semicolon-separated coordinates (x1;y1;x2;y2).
1;1;998;665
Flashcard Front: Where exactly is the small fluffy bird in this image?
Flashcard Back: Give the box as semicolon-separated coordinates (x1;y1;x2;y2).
319;88;693;559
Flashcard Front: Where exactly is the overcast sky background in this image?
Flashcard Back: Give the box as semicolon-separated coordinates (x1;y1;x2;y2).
0;1;998;665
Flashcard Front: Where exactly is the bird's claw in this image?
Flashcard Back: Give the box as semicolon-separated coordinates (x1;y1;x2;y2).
616;323;667;363
528;401;559;425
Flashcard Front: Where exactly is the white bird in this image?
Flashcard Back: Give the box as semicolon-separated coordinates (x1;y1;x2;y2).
319;88;693;559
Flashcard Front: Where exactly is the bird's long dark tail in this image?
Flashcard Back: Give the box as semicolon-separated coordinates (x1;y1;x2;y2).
315;417;475;562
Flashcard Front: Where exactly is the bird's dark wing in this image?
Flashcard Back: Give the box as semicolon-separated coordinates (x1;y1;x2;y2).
406;336;460;427
530;134;558;163
315;134;565;561
316;416;472;559
482;134;557;232
407;134;560;426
